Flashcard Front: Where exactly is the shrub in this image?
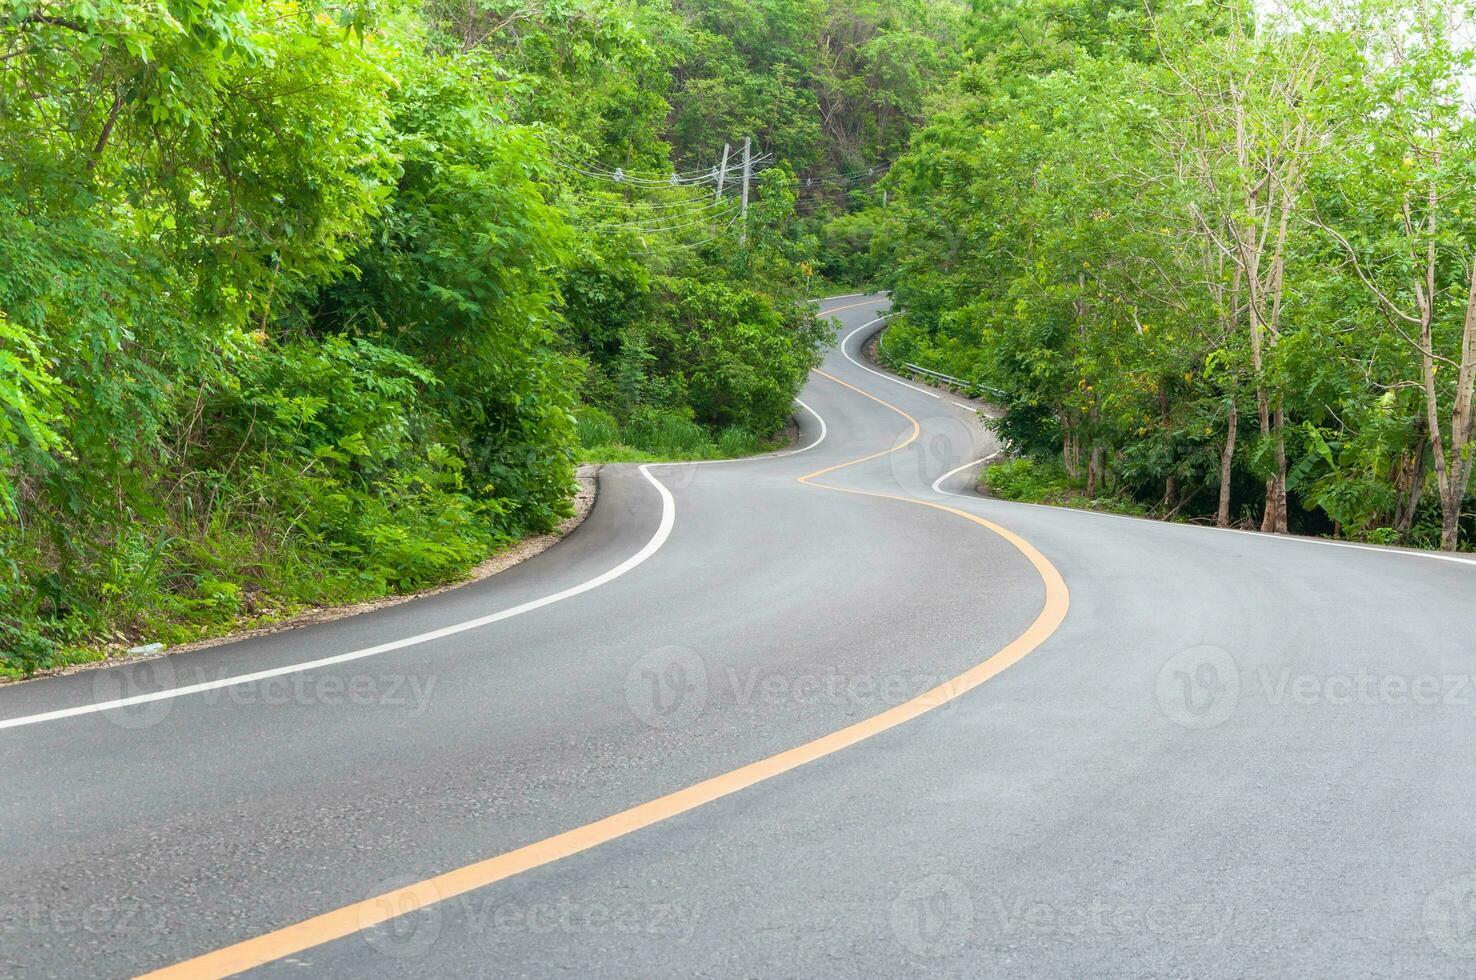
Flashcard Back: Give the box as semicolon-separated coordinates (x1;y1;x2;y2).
623;407;713;457
717;425;764;457
984;458;1071;502
575;406;620;448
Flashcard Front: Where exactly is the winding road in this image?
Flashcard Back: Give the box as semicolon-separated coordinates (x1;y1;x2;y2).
4;295;1476;978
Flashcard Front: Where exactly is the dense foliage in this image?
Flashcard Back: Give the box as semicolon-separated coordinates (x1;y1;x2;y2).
0;0;914;674
877;0;1476;551
15;0;1460;675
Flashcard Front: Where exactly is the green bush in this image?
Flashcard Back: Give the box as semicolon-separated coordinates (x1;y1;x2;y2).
0;0;839;676
574;405;771;464
817;209;885;285
575;406;620;449
717;425;764;457
985;457;1148;516
623;407;713;457
984;458;1072;502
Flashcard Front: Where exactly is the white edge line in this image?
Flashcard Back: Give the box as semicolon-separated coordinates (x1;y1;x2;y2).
790;399;828;455
932;455;1476;568
827;302;984;413
932;456;997;497
0;401;832;732
839;315;940;400
656;397;826;470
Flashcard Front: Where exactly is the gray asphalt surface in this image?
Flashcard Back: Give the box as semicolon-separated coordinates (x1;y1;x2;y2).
3;294;1476;978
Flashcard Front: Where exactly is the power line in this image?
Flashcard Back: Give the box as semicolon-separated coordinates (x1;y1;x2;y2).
546;138;774;188
631;211;744;255
789;164;892;190
591;198;741;231
598;193;731;211
545;136;727;181
548;146;773;188
543;136;790;249
611;206;741;238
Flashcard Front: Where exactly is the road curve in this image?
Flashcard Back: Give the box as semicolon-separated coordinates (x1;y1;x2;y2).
3;295;1476;978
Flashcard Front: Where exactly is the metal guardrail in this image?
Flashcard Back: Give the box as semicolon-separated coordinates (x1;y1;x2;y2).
902;363;1007;400
874;316;1006;401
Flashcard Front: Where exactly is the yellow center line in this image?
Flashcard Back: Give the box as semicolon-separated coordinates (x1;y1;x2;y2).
137;366;1069;980
818;297;883;317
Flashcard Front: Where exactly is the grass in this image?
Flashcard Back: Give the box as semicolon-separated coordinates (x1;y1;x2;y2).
983;457;1149;516
574;405;787;464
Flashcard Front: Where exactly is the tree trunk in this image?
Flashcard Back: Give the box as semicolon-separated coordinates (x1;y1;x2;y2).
1441;258;1476;549
1085;400;1102;499
1061;412;1079;480
1254;385;1275;531
1392;429;1427;541
1159;382;1176;507
1440;489;1462;552
1419;255;1474;551
1246;252;1281;534
1261;403;1290;534
1217;400;1237;527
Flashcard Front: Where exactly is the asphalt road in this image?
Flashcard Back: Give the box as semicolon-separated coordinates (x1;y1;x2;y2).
4;294;1476;978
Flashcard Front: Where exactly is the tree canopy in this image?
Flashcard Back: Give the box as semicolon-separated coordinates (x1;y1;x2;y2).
875;0;1476;551
0;0;948;673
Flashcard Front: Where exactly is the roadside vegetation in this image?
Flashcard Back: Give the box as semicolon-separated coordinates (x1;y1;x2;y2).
870;0;1476;551
0;0;948;675
13;0;1469;677
982;459;1149;518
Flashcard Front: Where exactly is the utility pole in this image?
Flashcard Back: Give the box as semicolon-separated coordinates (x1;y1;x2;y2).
715;142;730;203
739;136;752;246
